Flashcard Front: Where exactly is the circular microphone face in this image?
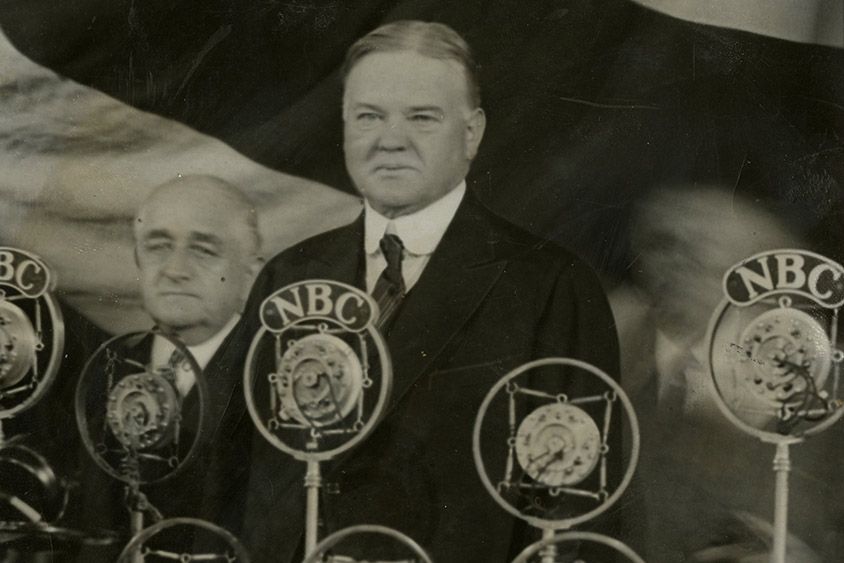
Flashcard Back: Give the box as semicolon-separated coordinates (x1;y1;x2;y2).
736;308;831;407
274;333;363;427
473;358;639;531
106;370;182;451
0;247;64;421
0;300;37;389
75;331;206;485
245;280;392;462
515;403;602;488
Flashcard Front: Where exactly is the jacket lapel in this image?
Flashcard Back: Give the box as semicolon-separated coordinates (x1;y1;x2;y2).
383;193;506;410
303;213;366;288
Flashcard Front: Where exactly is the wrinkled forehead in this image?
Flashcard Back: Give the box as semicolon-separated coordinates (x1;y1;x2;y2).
136;190;245;245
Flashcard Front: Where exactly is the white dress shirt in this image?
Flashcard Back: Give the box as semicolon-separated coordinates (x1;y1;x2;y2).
364;181;466;293
150;314;240;397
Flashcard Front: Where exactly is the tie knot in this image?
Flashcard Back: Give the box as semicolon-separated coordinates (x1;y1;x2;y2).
168;346;187;369
379;233;405;288
371;233;406;330
379;233;404;267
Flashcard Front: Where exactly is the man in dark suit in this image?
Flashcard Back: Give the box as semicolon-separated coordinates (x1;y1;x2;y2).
72;175;264;560
242;21;620;563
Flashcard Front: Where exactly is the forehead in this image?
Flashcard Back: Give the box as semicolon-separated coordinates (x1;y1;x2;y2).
344;51;471;109
137;187;242;242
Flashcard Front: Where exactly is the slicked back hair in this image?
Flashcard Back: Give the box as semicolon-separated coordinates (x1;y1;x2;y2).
343;20;481;108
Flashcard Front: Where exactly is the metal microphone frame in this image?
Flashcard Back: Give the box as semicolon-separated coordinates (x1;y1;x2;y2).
116;516;251;563
473;357;640;532
244;280;394;558
301;524;433;563
510;531;646;563
75;331;207;547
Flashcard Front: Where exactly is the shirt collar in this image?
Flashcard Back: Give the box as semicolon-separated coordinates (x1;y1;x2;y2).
152;314;240;371
364;181;466;256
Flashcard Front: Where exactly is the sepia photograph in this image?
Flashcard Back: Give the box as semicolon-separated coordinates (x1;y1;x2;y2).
1;1;842;562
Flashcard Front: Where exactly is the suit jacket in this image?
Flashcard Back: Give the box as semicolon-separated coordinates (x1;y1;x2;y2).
241;191;620;563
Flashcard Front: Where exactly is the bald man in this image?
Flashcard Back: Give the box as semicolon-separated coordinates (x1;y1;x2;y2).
135;174;263;348
72;176;263;557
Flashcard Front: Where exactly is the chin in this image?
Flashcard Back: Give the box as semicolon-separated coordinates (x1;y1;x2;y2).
150;306;202;329
364;191;420;213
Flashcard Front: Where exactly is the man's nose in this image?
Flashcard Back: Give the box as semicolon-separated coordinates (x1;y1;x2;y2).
160;248;194;279
376;117;409;151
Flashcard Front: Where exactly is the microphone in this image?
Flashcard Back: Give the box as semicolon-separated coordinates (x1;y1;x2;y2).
245;280;393;462
707;249;844;437
704;249;844;563
0;248;120;556
75;331;206;486
245;280;427;561
473;357;644;563
0;247;64;423
75;331;255;563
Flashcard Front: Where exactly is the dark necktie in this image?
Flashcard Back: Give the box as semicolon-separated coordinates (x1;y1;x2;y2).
167;347;192;396
371;233;406;330
167;346;201;426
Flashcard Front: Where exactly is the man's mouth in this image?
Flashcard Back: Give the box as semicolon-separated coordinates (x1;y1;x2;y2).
158;291;199;299
373;164;414;172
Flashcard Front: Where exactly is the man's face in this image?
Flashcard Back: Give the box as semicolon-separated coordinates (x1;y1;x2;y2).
135;184;259;345
343;50;485;218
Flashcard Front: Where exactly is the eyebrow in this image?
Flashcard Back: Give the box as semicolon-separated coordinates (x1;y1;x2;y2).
350;102;384;113
406;106;443;113
349;103;444;114
141;230;223;247
190;232;224;247
142;229;173;241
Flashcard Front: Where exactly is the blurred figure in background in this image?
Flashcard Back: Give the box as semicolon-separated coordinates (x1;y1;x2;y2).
611;185;844;562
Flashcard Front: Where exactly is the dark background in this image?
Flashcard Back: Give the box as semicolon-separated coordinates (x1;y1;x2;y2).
3;0;841;282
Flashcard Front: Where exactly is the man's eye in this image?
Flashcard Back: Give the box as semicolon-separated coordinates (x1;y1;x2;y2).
191;245;219;258
144;241;171;253
356;112;381;123
409;113;439;123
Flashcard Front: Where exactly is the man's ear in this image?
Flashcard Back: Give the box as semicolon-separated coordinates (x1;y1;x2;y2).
464;107;486;160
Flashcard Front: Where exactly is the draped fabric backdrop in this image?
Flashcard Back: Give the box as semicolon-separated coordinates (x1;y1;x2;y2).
2;2;841;329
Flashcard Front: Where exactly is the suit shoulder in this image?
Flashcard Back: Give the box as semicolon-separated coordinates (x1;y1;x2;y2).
263;220;359;271
476;203;588;270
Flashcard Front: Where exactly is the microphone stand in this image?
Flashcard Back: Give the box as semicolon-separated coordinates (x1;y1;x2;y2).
304;460;323;557
764;438;801;563
126;484;156;563
538;528;557;563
